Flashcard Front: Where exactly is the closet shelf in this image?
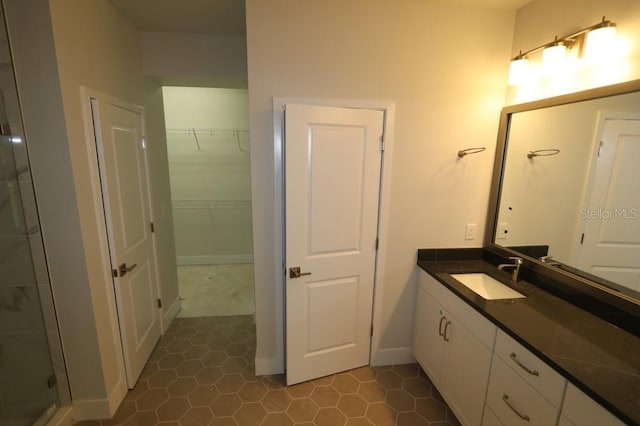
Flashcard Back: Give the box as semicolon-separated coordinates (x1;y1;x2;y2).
172;199;251;210
166;128;250;152
166;128;249;135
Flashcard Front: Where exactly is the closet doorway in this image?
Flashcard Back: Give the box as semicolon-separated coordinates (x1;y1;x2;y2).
163;87;254;317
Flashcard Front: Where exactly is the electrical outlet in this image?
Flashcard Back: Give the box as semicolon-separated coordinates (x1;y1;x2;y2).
465;223;477;240
497;222;509;240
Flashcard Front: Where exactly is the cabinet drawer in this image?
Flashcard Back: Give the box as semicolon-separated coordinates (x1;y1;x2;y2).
486;355;559;426
481;405;504;426
561;383;624;426
419;271;496;349
494;329;566;407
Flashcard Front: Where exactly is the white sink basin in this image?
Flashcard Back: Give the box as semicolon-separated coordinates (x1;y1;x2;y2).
450;273;526;300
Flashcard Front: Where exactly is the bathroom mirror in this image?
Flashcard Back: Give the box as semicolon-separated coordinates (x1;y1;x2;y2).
486;79;640;305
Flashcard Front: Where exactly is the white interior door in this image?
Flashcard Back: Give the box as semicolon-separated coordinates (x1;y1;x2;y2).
285;103;384;385
576;118;640;291
91;97;161;388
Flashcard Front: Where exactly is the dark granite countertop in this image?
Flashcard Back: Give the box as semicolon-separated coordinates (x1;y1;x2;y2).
417;256;640;425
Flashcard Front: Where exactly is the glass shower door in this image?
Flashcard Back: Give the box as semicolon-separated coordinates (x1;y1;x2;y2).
0;9;67;425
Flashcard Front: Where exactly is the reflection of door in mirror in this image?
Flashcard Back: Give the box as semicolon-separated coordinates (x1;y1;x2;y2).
574;118;640;292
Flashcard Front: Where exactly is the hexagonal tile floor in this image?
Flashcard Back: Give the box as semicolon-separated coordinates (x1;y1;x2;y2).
74;315;460;426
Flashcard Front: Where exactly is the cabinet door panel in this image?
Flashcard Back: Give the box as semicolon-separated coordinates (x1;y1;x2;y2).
420;271;496;348
482;405;505;426
444;319;493;426
558;415;575;426
413;285;446;388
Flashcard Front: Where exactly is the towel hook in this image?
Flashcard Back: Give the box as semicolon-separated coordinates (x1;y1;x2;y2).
457;147;486;158
527;149;560;159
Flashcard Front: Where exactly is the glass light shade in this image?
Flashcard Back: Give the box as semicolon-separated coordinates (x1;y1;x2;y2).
508;57;530;85
584;25;617;62
542;44;566;74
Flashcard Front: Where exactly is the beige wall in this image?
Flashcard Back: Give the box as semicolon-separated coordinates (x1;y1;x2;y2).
141;32;248;88
508;0;640;103
47;0;178;414
6;0;178;418
246;0;516;372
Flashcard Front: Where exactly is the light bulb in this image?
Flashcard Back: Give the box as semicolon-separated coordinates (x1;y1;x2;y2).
584;25;616;63
542;43;566;74
508;57;530;85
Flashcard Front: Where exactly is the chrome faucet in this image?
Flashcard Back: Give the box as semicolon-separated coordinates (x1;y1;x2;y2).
498;257;523;282
540;255;561;267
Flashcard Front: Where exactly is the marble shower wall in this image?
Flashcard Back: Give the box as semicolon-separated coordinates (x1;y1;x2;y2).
0;62;61;424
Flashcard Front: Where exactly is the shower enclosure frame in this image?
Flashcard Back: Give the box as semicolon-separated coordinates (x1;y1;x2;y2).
0;2;71;424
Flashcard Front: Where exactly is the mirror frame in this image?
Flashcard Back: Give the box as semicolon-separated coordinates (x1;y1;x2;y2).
485;78;640;315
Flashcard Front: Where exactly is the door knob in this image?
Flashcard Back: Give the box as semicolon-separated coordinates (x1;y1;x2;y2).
289;267;311;279
118;262;137;277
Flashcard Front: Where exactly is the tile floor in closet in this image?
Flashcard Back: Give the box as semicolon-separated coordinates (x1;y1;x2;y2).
176;264;255;318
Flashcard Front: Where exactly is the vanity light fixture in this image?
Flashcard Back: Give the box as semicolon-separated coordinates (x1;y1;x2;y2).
508;16;617;85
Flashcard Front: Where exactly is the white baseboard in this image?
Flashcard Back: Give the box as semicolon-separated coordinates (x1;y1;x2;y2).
163;295;181;332
71;398;112;421
43;406;74;426
71;377;127;421
177;254;254;265
255;356;284;376
371;347;416;367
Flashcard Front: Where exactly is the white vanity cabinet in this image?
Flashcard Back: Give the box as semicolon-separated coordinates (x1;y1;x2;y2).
484;329;566;426
558;383;624;426
414;268;629;426
413;271;497;426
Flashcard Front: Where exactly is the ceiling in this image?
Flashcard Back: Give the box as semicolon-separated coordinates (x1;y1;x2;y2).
109;0;247;35
109;0;531;35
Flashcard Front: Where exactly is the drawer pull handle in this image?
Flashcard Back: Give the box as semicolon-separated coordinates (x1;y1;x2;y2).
502;394;530;422
510;352;540;376
438;316;446;336
443;320;451;342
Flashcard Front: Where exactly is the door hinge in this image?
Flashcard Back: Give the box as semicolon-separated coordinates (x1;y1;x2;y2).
150;222;155;233
380;135;385;152
112;268;118;278
140;137;148;149
580;233;585;244
157;298;162;308
370;325;374;337
597;140;603;157
375;237;379;250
